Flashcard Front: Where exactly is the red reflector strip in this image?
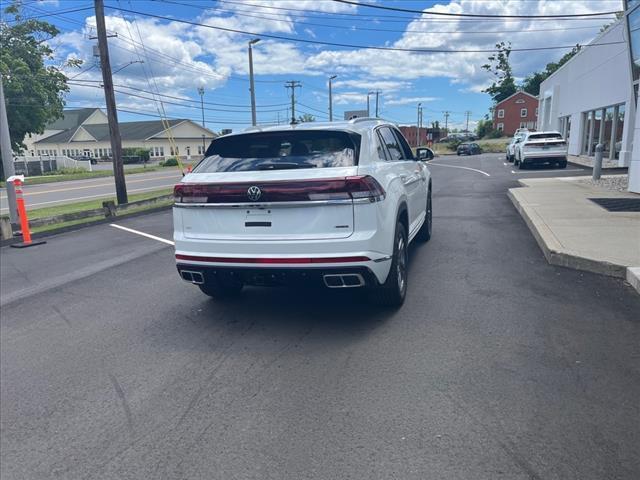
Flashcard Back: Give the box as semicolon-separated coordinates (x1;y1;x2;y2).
175;254;371;264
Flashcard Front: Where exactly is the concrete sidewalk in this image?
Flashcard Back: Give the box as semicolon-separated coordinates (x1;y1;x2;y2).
568;154;625;170
508;175;640;293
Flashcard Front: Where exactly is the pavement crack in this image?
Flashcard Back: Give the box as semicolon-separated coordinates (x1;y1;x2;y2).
443;392;543;480
51;305;72;328
108;373;134;435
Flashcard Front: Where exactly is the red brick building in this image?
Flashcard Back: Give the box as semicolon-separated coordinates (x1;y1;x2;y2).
398;126;444;147
492;91;538;136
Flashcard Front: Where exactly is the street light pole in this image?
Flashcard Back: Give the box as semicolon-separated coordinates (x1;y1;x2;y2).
328;75;337;121
367;91;373;117
248;38;260;126
197;86;205;127
417;103;422;148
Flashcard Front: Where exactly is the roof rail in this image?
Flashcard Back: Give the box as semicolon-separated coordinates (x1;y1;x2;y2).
348;117;384;124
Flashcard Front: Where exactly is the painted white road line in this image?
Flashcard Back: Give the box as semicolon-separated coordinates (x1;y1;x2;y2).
0;184;176;213
511;169;583;174
0;173;181;199
429;162;491;177
109;224;175;246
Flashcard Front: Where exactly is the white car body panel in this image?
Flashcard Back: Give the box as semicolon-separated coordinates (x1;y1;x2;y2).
172;119;431;285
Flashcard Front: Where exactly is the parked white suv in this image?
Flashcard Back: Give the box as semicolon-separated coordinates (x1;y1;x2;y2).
173;119;432;306
506;132;526;163
514;131;568;169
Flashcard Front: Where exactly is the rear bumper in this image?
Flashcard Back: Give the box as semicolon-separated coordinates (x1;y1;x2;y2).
522;152;567;163
176;263;381;288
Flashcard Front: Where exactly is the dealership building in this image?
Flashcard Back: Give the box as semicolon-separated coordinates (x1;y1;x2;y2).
537;12;639;193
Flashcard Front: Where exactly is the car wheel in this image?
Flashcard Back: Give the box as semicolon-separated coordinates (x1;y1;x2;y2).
198;279;243;298
518;157;527;170
371;220;408;307
415;187;432;242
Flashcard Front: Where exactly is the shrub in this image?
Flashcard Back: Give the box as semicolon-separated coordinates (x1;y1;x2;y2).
43;167;88;176
161;157;179;167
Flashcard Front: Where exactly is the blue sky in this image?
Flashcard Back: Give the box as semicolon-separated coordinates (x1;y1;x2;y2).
11;0;624;132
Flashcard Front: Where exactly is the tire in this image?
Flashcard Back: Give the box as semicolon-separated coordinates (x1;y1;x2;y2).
371;220;408;307
415;187;432;243
199;280;243;298
518;157;527;170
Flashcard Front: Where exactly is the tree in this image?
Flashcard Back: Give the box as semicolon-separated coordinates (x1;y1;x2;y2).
297;113;315;123
0;1;81;155
431;120;440;129
521;45;582;96
482;42;517;103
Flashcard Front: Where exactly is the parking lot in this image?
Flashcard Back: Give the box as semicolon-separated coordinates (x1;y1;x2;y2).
2;153;639;479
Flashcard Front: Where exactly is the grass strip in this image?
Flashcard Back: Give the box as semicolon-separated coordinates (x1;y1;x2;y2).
25;188;174;220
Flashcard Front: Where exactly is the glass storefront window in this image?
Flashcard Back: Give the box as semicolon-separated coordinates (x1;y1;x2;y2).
628;3;640;81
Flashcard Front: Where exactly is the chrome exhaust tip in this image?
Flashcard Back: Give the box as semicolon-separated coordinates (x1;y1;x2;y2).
323;273;365;288
180;270;205;285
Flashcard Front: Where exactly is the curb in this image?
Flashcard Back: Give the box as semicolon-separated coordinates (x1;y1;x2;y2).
627;267;640;295
0;204;173;247
507;188;628;279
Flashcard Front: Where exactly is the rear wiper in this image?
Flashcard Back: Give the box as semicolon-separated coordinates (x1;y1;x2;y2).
256;162;316;170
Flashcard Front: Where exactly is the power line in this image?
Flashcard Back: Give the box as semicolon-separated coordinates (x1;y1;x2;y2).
106;5;625;54
68;79;288;109
157;0;609;35
212;0;615;24
332;0;621;18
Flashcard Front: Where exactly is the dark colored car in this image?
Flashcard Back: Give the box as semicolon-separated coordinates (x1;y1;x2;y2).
456;142;481;155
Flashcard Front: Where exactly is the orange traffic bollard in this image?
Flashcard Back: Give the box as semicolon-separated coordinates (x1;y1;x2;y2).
8;176;46;249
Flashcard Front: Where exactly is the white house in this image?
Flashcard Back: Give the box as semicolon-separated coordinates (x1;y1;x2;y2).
25;108;216;161
536;19;640;192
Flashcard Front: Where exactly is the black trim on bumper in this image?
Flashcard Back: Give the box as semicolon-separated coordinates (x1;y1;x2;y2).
176;264;379;288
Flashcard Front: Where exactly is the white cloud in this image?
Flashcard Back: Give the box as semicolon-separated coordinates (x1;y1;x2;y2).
386;96;440;106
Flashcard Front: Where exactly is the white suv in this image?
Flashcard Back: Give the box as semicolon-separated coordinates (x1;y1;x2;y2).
514;131;568;169
173;119;432;306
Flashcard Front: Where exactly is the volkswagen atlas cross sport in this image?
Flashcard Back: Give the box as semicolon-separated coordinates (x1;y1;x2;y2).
173;118;432;306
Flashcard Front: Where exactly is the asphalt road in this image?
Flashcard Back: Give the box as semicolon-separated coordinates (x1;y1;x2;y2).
1;153;639;479
0;169;183;214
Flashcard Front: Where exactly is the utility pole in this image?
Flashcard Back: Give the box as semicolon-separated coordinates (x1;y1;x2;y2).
248;38;260;126
197;86;205;127
328;75;337;122
443;111;450;134
0;76;18;224
367;91;374;117
95;0;127;204
464;110;472;133
285;80;301;124
374;90;381;117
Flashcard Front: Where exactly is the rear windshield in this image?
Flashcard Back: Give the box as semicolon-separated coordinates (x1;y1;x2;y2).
528;133;562;140
195;130;361;173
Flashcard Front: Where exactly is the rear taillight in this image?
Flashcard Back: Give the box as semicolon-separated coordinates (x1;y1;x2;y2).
174;176;385;204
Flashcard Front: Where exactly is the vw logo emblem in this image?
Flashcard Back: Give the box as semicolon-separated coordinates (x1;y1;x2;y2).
247;186;262;202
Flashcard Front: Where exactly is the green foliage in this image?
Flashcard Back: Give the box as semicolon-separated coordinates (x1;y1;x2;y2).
0;1;81;154
431;120;440;129
482;42;517;103
43;167;88;176
297;113;315;123
161;157;179;167
521;45;582;96
122;147;150;163
476;118;494;139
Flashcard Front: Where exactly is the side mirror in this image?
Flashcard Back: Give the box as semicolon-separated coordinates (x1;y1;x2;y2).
417;148;433;161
